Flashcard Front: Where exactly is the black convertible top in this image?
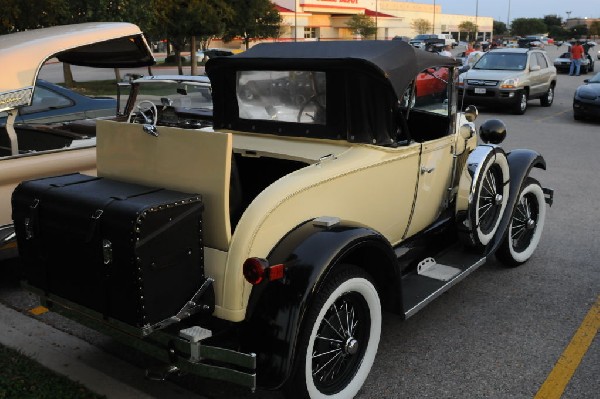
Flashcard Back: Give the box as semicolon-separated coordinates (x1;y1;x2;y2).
206;41;460;145
207;40;460;99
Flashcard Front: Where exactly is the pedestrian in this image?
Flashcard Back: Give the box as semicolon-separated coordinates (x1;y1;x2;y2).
569;40;584;76
465;43;484;67
439;45;452;58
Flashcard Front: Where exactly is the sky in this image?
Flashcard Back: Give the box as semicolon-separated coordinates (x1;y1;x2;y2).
418;0;598;24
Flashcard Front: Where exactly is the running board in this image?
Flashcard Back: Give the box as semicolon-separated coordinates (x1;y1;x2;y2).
402;248;486;319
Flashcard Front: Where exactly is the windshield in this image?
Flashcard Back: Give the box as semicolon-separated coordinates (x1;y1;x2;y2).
589;73;600;83
413;34;434;40
474;53;528;71
133;81;212;111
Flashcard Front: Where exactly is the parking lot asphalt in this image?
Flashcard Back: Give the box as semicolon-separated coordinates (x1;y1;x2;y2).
1;44;598;399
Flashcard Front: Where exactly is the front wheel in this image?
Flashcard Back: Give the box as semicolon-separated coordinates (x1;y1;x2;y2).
285;265;381;399
496;177;546;267
513;91;528;115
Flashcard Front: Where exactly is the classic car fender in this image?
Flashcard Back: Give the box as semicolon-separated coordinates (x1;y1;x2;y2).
242;218;399;389
484;149;547;258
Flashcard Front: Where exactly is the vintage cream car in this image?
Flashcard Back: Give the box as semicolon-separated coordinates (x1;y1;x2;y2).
0;22;154;259
13;40;553;399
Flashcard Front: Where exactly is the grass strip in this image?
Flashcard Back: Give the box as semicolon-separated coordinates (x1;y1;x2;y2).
0;343;105;399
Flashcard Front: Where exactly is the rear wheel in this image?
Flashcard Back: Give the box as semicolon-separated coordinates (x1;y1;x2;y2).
497;178;546;267
513;91;528;114
285;265;381;399
540;85;554;107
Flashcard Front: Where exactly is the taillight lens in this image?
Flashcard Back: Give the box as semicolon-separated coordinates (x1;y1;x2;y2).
243;258;285;285
243;258;267;285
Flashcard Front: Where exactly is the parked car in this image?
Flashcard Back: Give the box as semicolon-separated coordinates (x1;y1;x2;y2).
0;22;154;260
409;34;444;49
553;52;594;74
12;40;553;398
196;48;234;61
124;74;213;128
0;79;116;126
573;72;600;120
458;47;557;114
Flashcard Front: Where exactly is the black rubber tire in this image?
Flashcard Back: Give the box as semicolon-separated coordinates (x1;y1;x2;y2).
513;91;528;115
540;85;554;107
496;177;546;267
283;265;381;399
574;111;583;121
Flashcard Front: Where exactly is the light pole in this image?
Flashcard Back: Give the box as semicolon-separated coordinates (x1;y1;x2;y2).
432;0;436;34
507;0;511;28
475;0;479;41
294;0;297;42
376;0;378;40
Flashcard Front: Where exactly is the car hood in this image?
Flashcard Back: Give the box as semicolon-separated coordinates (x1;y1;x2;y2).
0;22;154;112
575;84;600;100
462;69;524;82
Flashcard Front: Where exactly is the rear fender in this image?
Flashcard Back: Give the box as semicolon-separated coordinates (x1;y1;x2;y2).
484;149;546;258
242;218;398;389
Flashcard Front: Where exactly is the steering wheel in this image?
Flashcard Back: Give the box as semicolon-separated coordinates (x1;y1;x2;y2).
296;94;325;123
127;100;158;125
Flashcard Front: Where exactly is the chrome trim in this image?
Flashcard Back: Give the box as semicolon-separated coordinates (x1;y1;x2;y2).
0;86;33;112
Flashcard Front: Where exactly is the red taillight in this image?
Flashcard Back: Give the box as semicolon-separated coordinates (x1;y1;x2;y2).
243;258;285;285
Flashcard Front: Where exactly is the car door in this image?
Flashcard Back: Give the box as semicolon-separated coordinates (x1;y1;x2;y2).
402;67;455;239
535;52;553;93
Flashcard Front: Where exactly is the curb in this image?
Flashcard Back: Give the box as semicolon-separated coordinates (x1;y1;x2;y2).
0;303;206;399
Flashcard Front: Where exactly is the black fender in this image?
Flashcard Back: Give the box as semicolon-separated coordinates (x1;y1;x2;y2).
241;218;399;389
484;149;546;258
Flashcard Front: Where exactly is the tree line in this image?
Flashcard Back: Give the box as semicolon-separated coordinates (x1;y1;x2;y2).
0;0;281;74
409;14;599;42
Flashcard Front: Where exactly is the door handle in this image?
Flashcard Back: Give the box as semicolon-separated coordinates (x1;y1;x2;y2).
420;166;435;174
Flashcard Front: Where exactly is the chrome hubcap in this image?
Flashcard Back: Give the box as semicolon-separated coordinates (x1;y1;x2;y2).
344;337;358;355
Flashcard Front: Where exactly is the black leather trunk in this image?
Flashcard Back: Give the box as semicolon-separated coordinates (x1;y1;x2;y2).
12;173;206;329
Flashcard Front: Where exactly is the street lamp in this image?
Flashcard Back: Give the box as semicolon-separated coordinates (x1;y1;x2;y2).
475;0;479;41
432;0;436;34
507;0;511;28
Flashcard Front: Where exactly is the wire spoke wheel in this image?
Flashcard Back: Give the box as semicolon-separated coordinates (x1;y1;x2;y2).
285;265;381;399
497;177;546;267
312;292;370;394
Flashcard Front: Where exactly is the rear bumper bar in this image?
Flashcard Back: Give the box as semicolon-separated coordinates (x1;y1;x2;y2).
25;283;257;391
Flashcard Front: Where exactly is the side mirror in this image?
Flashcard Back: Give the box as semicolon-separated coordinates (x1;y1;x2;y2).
464;105;478;122
530;65;541;71
584;79;590;84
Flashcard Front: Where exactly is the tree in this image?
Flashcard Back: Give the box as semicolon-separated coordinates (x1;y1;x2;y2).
346;14;377;39
590;21;600;37
458;21;478;42
493;20;508;36
223;0;281;50
569;24;588;39
543;14;562;28
510;18;547;37
411;18;431;35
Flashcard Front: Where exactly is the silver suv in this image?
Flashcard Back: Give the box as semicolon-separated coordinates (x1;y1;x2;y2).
458;48;557;114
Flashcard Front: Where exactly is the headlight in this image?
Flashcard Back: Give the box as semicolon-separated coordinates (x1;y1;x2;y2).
500;78;519;89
